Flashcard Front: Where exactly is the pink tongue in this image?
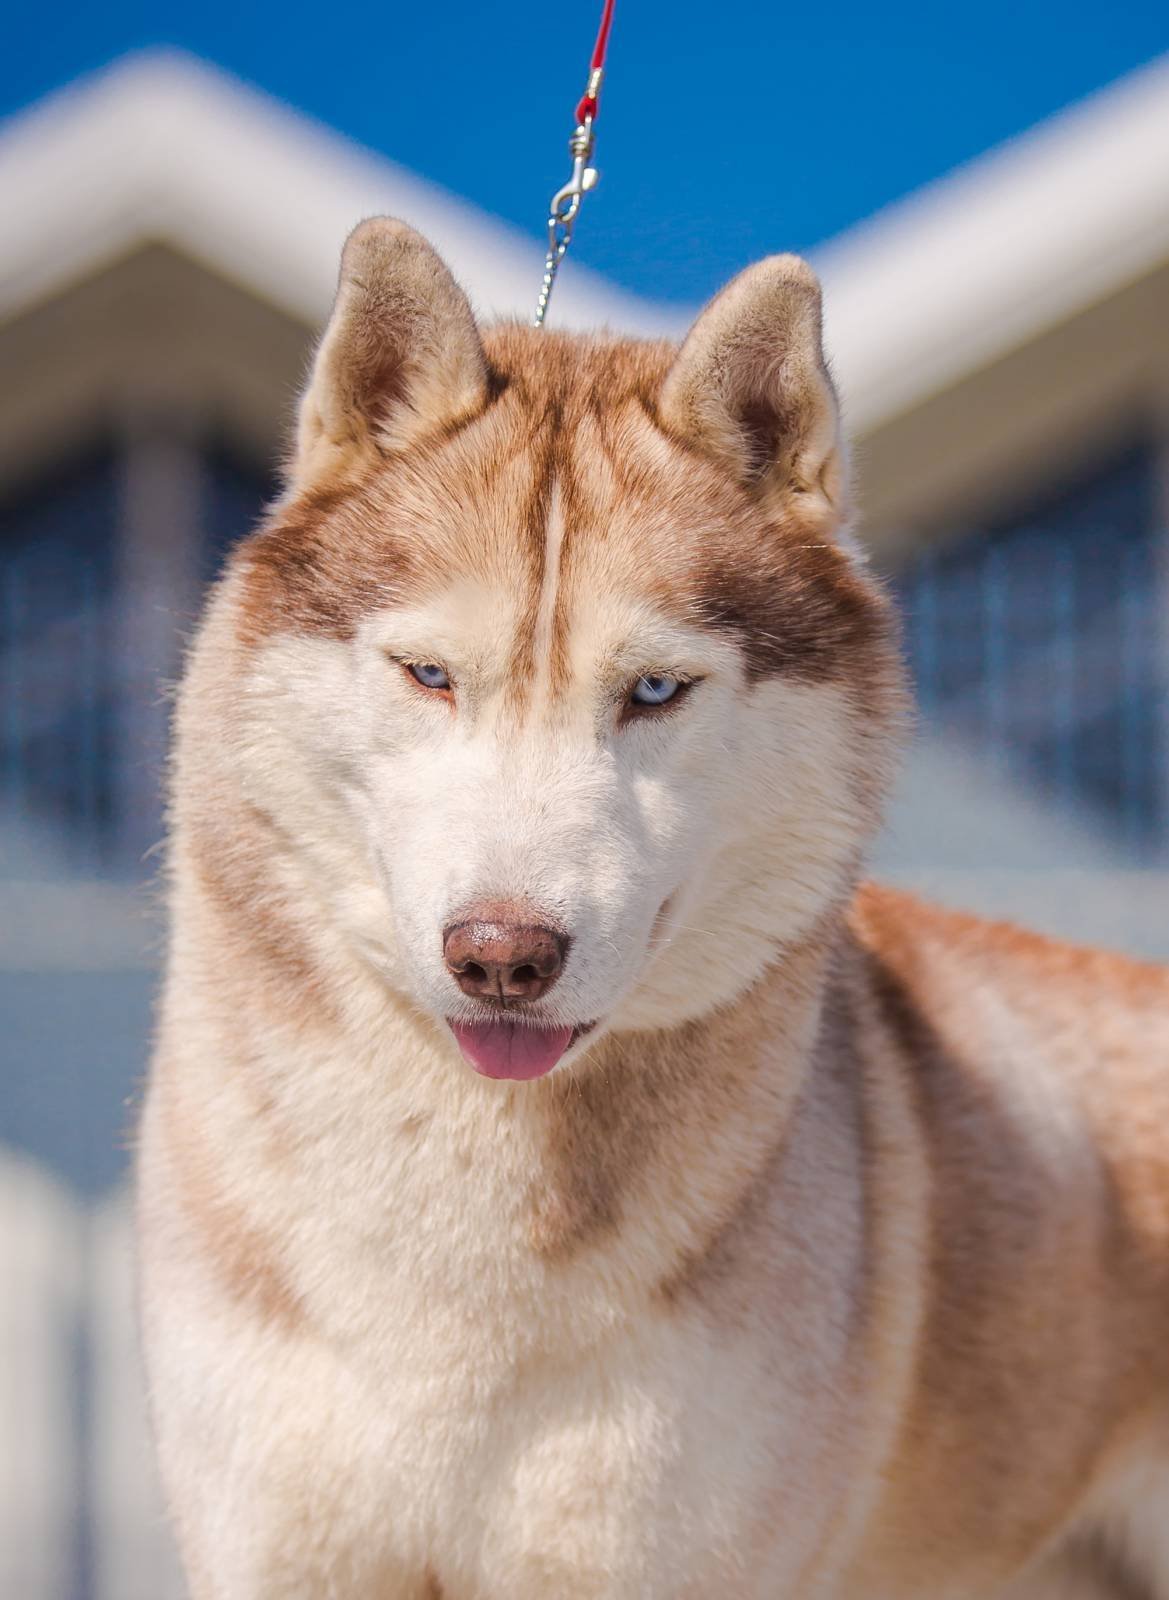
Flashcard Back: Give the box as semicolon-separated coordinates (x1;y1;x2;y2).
450;1020;574;1081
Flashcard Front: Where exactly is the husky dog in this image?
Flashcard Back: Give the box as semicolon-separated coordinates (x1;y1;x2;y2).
138;219;1169;1599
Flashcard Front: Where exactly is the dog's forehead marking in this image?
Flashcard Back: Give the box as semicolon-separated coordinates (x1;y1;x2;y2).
528;476;565;712
505;408;624;719
504;402;745;716
492;411;558;720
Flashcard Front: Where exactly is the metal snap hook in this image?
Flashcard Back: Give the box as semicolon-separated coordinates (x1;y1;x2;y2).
532;6;612;328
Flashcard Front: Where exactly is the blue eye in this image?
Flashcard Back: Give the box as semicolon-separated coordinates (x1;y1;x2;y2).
407;662;451;691
630;673;682;708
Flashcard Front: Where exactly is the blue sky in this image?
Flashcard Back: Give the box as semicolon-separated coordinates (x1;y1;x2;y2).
4;0;1167;303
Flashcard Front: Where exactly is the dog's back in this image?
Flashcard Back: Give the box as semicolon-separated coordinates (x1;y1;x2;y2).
841;887;1169;1595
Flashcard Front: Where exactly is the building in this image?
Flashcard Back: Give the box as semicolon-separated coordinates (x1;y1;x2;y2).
818;58;1169;945
2;49;1167;1599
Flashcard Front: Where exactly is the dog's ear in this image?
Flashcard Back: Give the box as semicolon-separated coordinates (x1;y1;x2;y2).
290;218;489;492
658;255;846;530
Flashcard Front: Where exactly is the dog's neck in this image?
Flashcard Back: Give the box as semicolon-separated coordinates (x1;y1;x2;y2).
510;927;836;1268
357;915;839;1280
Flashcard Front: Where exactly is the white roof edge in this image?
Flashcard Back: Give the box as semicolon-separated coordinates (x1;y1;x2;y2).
816;52;1169;435
0;48;682;337
2;49;1168;431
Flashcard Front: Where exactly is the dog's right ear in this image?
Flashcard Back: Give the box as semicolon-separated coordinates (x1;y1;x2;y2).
658;255;846;534
289;218;490;493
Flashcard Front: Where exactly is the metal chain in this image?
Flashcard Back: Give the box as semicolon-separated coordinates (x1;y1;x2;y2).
533;224;572;329
532;90;601;327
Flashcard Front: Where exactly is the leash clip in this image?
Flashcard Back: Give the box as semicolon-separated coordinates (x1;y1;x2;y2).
546;115;600;251
533;57;608;327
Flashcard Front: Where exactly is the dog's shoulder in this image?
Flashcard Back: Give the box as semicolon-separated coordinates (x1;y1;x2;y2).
846;881;1169;1273
848;880;1168;1049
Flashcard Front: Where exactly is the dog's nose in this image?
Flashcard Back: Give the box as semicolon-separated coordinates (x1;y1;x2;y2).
443;905;568;1002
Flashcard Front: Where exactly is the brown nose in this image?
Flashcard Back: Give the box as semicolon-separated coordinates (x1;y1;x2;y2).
443;904;568;1003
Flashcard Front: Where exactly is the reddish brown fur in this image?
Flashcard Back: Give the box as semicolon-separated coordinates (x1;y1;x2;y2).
154;1070;306;1332
237;324;893;711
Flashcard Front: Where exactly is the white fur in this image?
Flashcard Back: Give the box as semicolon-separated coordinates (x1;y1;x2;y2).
141;504;882;1597
229;569;866;1055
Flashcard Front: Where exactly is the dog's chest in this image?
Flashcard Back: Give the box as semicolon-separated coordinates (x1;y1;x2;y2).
244;1078;862;1595
282;1252;851;1600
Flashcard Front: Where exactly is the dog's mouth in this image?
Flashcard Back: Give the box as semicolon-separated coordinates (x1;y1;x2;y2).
449;1018;596;1081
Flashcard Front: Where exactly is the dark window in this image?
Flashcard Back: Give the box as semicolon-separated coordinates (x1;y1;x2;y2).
203;438;279;581
896;443;1166;855
0;441;271;873
0;447;120;868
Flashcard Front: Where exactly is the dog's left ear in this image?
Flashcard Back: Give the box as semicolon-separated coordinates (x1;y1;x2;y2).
658;255;846;530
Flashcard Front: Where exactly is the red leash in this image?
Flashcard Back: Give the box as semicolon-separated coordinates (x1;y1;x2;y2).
533;0;618;326
575;0;616;125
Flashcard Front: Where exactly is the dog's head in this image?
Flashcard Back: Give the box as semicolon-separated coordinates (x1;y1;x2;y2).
197;219;902;1080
